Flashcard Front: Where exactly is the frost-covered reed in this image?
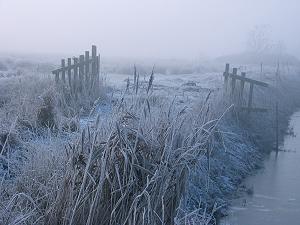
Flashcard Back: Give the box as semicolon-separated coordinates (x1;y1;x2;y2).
0;62;300;225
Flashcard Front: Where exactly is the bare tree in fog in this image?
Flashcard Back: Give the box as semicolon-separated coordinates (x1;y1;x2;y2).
247;25;273;54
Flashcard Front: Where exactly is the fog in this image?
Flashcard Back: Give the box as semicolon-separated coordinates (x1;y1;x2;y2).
0;0;299;59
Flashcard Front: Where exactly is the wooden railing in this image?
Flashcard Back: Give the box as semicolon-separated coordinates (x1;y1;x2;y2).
223;63;269;113
52;45;100;96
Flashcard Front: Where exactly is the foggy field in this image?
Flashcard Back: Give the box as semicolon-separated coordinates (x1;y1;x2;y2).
1;0;300;224
0;52;300;225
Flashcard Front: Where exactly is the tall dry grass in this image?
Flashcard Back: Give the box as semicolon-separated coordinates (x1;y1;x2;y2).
0;68;228;224
45;74;228;225
1;61;300;225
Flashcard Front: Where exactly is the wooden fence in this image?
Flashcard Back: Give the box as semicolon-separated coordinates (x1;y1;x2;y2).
52;45;100;97
223;63;269;113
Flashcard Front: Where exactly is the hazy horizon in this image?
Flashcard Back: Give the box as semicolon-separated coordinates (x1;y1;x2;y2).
1;0;299;59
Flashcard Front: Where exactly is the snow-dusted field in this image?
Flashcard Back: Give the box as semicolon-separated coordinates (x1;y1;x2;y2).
1;56;300;224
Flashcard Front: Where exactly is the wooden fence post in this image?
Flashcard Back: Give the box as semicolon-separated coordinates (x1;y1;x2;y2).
231;68;237;96
97;54;100;91
85;51;90;90
79;55;85;92
224;63;230;92
240;72;246;98
67;58;72;89
248;83;254;113
61;59;66;83
220;63;268;113
52;45;101;100
92;45;97;93
237;72;246;107
73;57;79;95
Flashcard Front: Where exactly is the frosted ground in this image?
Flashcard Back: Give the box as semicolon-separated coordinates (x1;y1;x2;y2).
0;55;300;224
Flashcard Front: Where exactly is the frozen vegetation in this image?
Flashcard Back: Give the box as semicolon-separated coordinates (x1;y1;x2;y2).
0;54;300;225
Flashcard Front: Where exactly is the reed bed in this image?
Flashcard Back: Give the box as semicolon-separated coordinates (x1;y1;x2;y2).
1;62;300;225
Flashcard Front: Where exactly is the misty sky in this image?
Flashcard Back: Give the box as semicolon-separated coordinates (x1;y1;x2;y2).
0;0;299;59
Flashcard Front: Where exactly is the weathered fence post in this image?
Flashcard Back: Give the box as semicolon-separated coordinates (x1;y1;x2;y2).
73;57;79;95
91;45;97;94
247;83;254;113
61;59;66;83
222;63;268;113
85;51;90;90
79;55;85;92
223;63;230;92
240;72;246;98
236;72;246;106
67;58;72;89
231;68;237;96
52;45;101;101
97;54;100;91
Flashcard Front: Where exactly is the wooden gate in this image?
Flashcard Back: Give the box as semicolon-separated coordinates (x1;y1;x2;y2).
52;45;100;97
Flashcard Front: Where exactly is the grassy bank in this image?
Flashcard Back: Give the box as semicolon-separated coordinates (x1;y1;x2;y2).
0;59;299;224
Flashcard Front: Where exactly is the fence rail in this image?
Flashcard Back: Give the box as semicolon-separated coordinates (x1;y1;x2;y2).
223;63;269;113
52;45;100;97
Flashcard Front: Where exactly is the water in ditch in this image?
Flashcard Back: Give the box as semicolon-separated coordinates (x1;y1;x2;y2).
221;111;300;225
